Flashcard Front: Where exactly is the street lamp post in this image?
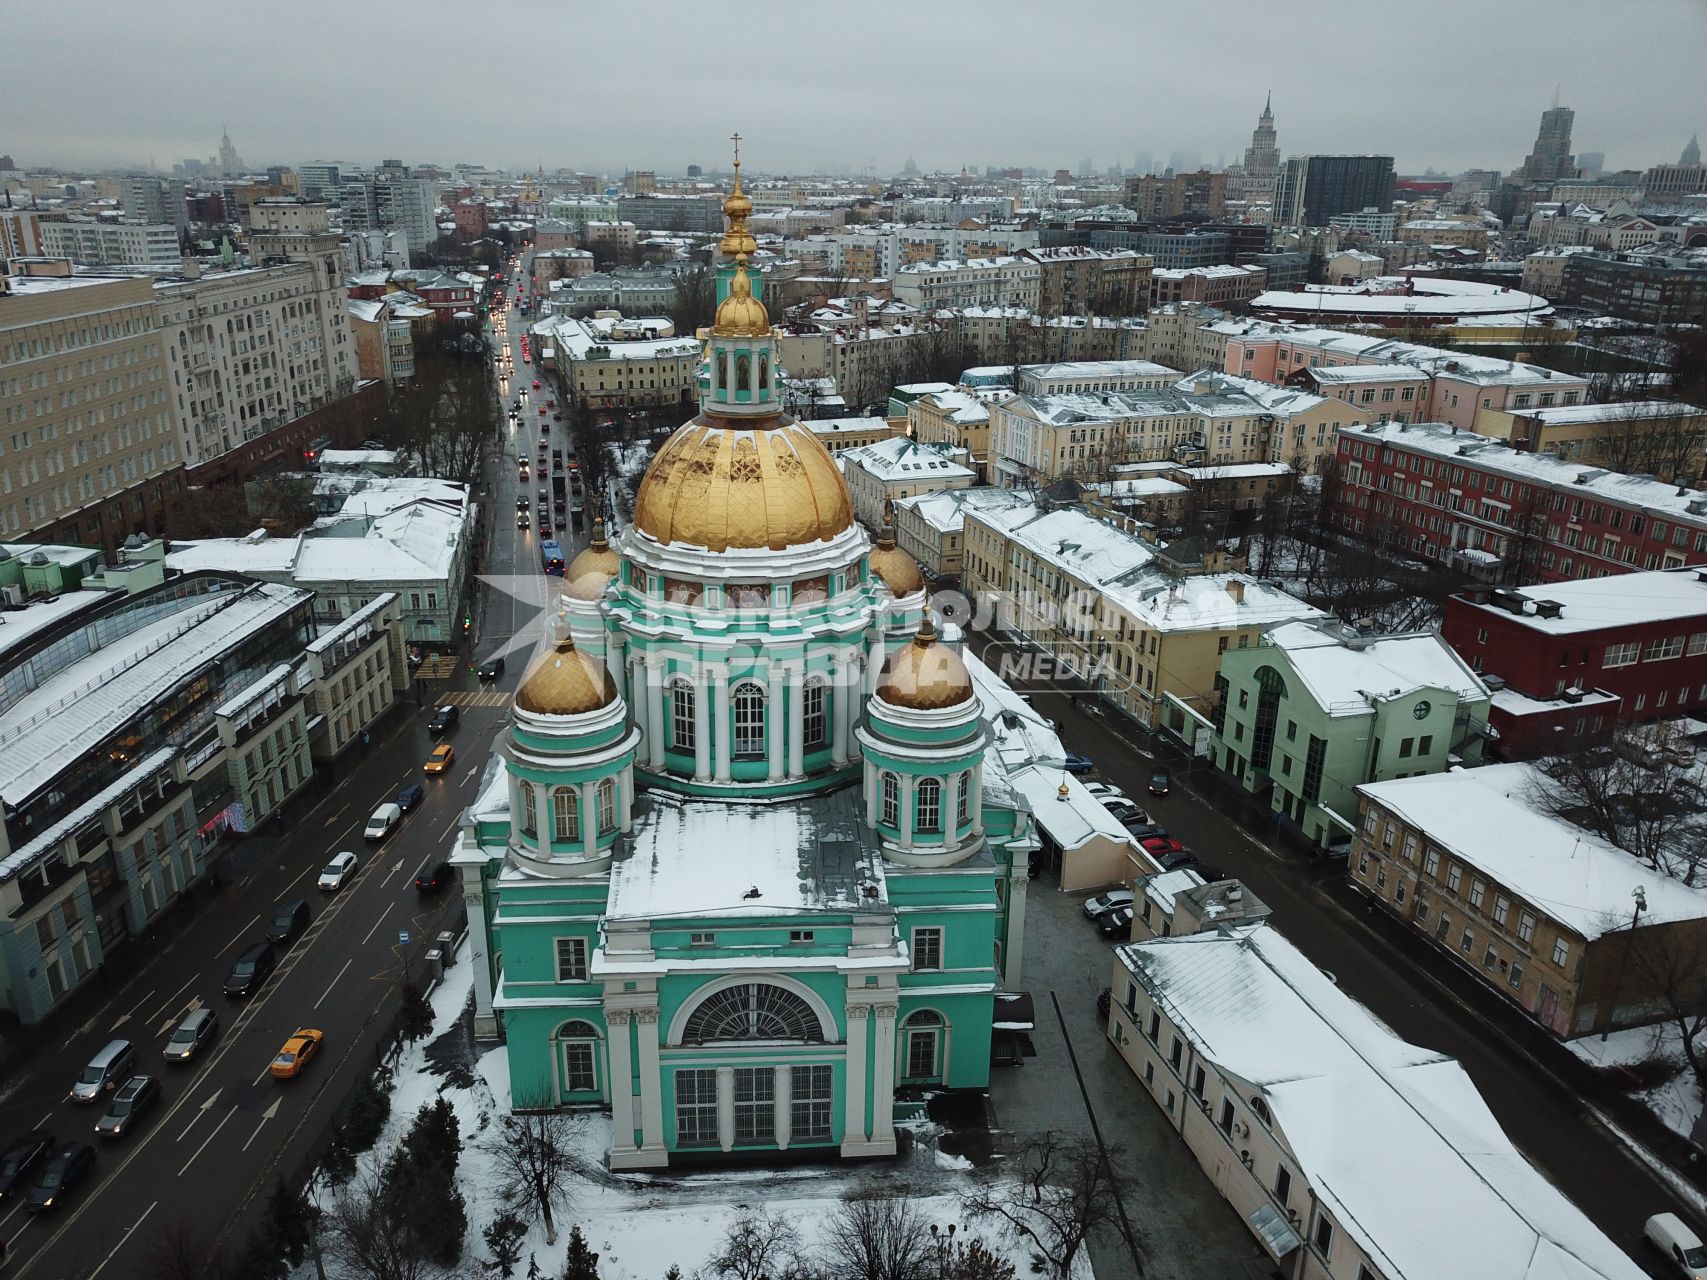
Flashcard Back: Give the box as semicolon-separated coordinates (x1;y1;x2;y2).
1600;884;1648;1042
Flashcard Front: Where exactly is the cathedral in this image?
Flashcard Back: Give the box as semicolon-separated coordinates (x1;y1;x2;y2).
456;145;1038;1168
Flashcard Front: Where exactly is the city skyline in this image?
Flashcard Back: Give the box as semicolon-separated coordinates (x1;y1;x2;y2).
3;0;1702;178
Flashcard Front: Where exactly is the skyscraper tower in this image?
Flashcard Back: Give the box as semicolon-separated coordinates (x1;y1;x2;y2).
217;126;243;177
1683;134;1701;166
1237;91;1280;204
1517;105;1576;185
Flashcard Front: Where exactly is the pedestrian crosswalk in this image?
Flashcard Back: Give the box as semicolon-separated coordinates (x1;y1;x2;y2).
415;655;460;680
440;689;512;708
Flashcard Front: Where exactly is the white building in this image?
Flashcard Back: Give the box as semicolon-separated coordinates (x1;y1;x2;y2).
783;224;1040;279
891;258;1041;312
38;221;182;267
1014;360;1182;396
1109;923;1645;1280
891;486;1034;578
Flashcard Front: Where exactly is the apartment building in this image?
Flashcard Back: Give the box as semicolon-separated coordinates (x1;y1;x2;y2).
962;502;1320;732
1210;620;1491;851
907;386;1007;478
0;210;46;258
1349;766;1707;1040
1560;245;1707;328
837;436;975;530
1013;360;1181;396
1138;302;1232;374
891;258;1040;312
534;313;702;411
1017;246;1152;316
1330;420;1707;583
1471;399;1707;479
891;485;1033;578
37;222;183;267
783;224;1040;280
1108;923;1645;1278
0;262;180;547
1441;571;1707;756
1150;264;1267;307
120;177;189;237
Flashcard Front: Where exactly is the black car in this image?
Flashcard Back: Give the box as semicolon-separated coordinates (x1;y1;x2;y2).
1153;850;1199;873
414;860;454;894
1148;768;1171;796
396;782;427;812
1124;822;1169;842
24;1143;95;1213
1095;904;1134;938
427;705;460;734
223;942;276;998
95;1076;161;1139
267;899;312;946
515;497;529;512
0;1132;55;1200
477;657;506;682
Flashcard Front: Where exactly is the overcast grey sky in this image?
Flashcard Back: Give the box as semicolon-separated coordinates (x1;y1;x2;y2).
5;0;1703;178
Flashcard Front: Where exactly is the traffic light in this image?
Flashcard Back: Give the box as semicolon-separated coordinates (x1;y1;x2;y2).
462;615;473;635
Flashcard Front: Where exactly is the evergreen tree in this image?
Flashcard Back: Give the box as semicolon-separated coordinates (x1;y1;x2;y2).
263;1177;315;1268
344;1071;391;1153
562;1225;600;1280
526;1255;545;1280
484;1211;529;1278
321;1125;357;1186
398;977;434;1043
662;1266;683;1280
384;1101;468;1268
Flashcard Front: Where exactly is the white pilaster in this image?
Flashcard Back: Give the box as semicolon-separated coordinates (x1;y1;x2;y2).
713;667;732;782
693;663;711;782
646;659;666;771
464;873;498;1038
831;655;851;766
605;1010;637;1154
1004;864;1029;986
610;633;628;702
869;1004;898;1151
900;774;916;846
840;1005;870;1154
773;1064;793;1150
618;765;633;835
787;667;805;779
533;782;550;858
635;1009;666;1155
580;781;597;858
716;1064;737;1153
766;662;784;782
863;761;878;828
971;761;985;836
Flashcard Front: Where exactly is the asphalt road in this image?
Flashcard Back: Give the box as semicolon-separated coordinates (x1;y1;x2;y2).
0;277;568;1278
981;639;1681;1269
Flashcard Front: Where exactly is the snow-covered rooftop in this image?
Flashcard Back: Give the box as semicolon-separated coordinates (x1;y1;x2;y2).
1252;277;1549;319
892;486;1034;534
1456;569;1707;636
1260;619;1488;714
1357;764;1707;937
1501;399;1705;426
1118;924;1646;1280
838;437;975;483
0;589;115;660
1305;363;1432;385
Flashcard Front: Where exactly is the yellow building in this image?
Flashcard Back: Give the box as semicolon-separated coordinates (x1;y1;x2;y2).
1471;399;1707;479
907;387;1005;480
961;502;1321;733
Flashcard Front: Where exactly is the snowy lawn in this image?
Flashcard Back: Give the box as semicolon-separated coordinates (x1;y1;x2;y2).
300;951;1095;1279
1568;1023;1705;1140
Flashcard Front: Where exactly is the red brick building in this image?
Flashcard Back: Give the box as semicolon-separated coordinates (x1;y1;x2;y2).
454;199;490;240
1441;571;1707;756
1329;420;1707;585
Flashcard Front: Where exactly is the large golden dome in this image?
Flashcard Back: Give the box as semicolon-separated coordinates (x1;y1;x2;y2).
876;617;974;710
515;635;616;717
632;414;855;552
868;523;924;597
566;518;621;601
712;256;769;338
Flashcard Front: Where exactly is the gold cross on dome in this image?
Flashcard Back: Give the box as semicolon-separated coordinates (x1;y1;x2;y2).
731;131;742;169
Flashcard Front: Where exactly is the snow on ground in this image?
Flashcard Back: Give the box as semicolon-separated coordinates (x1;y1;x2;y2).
1569;1024;1705;1140
300;951;1093;1279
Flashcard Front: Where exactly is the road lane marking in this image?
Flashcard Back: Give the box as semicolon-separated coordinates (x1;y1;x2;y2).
174;1088;223;1143
240;1098;282;1152
381;858;407;889
217;914;263;956
361;903;394;947
106;988;157;1033
176;1105;238;1177
274;860;318;900
314;959;353;1011
145;975;198;1024
86;1199;156;1279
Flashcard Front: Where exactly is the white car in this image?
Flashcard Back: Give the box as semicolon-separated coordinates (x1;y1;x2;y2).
1646;1213;1707;1279
317;852;359;892
1082;782;1128;802
1081;889;1135;920
363;803;402;842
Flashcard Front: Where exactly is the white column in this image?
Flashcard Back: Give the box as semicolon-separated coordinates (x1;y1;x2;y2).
773;1064;793;1150
693;664;711;782
831;656;851;767
646;660;666;771
841;1005;870;1153
533;782;550;858
716;1065;737;1153
605;1010;637;1154
766;663;785;783
971;761;985;836
609;633;628;702
464;873;498;1038
869;1004;898;1151
863;761;878;828
1003;865;1029;986
635;1009;665;1154
787;667;805;779
580;781;597;858
713;668;732;782
865;631;885;696
618;765;633;834
900;775;916;846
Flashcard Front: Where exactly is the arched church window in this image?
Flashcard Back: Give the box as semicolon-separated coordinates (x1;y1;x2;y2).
553;1020;600;1095
716;352;728;390
803;681;827;748
736;353;751;393
681;982;824;1044
552;786;579;841
916;777;942;833
518;783;537;836
733;681;766;756
597;777;617;835
957;772;972;825
758;354;769;390
670;679;696;751
881;772;899;826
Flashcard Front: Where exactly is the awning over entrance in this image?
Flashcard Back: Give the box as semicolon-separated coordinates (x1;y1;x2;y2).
992;991;1035;1031
1248;1202;1302;1259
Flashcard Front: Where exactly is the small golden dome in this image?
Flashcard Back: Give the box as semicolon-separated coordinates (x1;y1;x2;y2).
712;255;770;338
633;414;854;551
868;522;924;597
876;616;974;710
515;635;616;717
566;518;622;601
719;147;757;257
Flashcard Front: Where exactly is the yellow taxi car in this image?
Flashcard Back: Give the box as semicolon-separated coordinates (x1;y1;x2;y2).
425;743;456;774
270;1028;325;1079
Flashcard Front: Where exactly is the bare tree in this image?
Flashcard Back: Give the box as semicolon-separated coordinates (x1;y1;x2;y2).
1617;918;1707;1084
485;1094;579;1246
1533;724;1707;885
817;1187;934;1280
960;1132;1135;1279
704;1210;802;1280
385;347;495;486
133;1219;234;1280
324;1166;441;1280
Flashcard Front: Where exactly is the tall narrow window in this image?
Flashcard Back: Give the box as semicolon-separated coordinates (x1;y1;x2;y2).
554;937;588;982
552;786;579;841
716;352;727;390
803;682;826;747
675;1069;718;1145
903;1009;944;1080
733;682;765;756
791;1064;833;1140
555;1021;599;1095
916;777;942;832
881;772;899;826
911;926;943;971
733;1066;775;1143
736;353;751;392
757;354;769;390
596;778;617;834
518;784;537;836
957;772;971;825
671;680;696;751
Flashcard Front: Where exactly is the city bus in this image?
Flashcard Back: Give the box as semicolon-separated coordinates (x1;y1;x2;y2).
541;539;565;576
